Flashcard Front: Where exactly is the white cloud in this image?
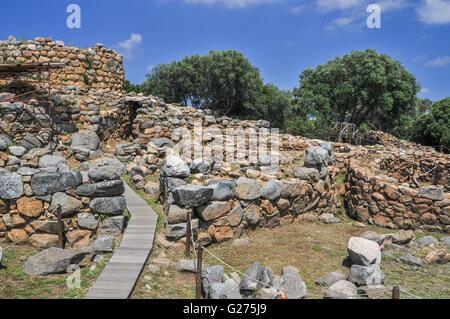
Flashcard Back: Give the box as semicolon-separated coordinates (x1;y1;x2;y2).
116;33;143;59
184;0;279;8
418;0;450;24
290;5;306;14
425;56;450;67
420;88;430;94
317;0;364;12
318;0;410;31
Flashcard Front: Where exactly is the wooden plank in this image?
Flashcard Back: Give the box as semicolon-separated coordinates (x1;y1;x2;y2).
84;181;158;299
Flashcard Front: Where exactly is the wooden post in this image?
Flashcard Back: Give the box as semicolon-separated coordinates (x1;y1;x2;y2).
185;211;191;257
57;205;64;249
195;244;203;299
392;285;400;299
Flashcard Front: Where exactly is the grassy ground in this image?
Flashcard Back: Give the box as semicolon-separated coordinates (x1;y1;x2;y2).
132;206;449;299
0;245;111;299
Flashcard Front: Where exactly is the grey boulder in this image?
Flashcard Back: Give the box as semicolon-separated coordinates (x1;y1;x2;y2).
30;172;82;196
0;171;23;199
172;185;213;207
76;180;124;197
348;236;381;266
304;147;331;169
206;180;236;201
202;265;224;298
93;236;117;253
90;197;126;216
315;271;347;286
160;155;190;179
71;130;100;151
23;247;85;276
324;280;358;299
209;279;243;299
88;159;125;182
50;192;83;217
348;264;386;286
261;180;283;201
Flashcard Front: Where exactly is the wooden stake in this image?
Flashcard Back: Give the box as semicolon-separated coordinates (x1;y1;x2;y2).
185;211;191;257
195;244;203;299
57;205;64;249
392;285;400;299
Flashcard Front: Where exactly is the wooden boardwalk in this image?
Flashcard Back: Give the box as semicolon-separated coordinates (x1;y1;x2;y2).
84;182;158;299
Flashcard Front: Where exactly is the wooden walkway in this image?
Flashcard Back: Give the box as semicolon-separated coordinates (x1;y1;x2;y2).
84;181;158;299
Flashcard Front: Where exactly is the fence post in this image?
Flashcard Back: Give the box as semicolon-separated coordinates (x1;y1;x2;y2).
392;285;400;299
196;244;203;299
185;211;191;257
57;205;64;249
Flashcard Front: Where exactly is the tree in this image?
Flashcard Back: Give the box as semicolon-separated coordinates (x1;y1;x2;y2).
251;83;291;129
293;49;420;135
124;80;142;94
140;50;264;116
411;97;450;151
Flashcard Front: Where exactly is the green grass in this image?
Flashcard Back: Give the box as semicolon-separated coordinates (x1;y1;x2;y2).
0;245;111;299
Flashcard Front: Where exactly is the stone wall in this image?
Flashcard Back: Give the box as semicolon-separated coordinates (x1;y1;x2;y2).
379;153;449;190
158;153;340;244
0;150;127;248
0;36;124;92
344;162;450;233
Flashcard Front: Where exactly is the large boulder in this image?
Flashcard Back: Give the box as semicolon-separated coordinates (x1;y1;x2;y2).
304;147;331;169
172;185;213;207
167;205;192;224
324;280;358;299
38;154;67;169
277;266;307;299
50;192;83;217
0;134;12;151
418;186;444;201
315;271;347;286
93;236;116;253
235;178;261;200
239;262;273;297
76;180;124;197
261;180;283;201
165;219;199;240
294;167;320;180
347;237;381;266
99;216;126;236
417;235;439;246
202;265;224;298
160;155;190;179
209;278;243;299
77;213;99;230
30;172;82;196
347;264;386;286
0;171;23;199
88;159;125;182
71;131;100;151
189;159;211;174
90;197;126;216
196;202;231;222
206;180;236;201
23;247;85;276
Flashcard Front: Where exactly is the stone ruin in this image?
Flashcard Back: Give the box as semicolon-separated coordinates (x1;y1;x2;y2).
0;36;448;262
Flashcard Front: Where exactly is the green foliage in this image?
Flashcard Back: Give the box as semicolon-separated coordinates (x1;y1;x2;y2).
124;80;142;94
141;50;264;117
411;97;450;151
293;49;420;136
81;73;91;86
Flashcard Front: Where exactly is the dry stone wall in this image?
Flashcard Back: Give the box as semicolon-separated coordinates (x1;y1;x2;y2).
0;148;128;248
0;36;124;92
344;162;449;233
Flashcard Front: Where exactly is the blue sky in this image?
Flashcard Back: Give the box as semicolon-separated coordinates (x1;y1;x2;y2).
1;0;449;101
